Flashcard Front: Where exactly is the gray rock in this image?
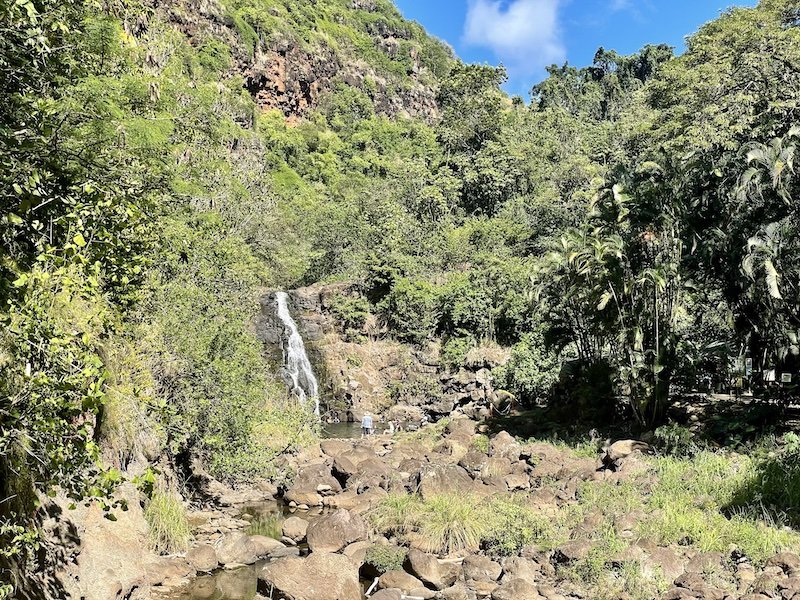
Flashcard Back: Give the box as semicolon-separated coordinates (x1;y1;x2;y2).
259;552;360;600
463;554;502;582
281;516;309;542
378;570;425;593
186;544;218;572
405;548;459;590
492;578;543;600
306;509;368;554
417;464;474;500
370;590;403;600
216;531;281;565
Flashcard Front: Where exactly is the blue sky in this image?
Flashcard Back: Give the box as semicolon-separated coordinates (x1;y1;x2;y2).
393;0;757;97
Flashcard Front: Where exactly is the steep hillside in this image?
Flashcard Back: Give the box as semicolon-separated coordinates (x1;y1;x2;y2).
152;0;450;119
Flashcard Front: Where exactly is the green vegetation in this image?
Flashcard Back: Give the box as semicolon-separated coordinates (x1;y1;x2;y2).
144;489;191;554
370;493;554;556
3;0;800;593
372;434;800;598
364;544;408;574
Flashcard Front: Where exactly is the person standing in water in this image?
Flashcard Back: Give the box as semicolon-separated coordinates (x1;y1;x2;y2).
361;413;373;436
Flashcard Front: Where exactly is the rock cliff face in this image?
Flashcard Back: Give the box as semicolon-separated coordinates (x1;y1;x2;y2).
147;0;441;123
257;284;511;422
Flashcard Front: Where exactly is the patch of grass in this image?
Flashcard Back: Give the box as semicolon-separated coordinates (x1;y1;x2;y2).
370;493;420;537
394;418;449;452
407;494;489;554
727;432;800;528
371;493;554;556
525;432;600;459
364;545;407;574
578;559;667;600
483;496;555;556
145;489;191;554
470;434;489;454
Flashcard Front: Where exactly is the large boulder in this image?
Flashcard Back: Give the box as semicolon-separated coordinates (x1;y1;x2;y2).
259;552;361;600
216;531;282;565
281;516;309;542
306;509;368;553
441;582;474;600
371;590;403;600
405;549;460;590
501;556;541;583
489;431;521;461
459;449;489;475
463;554;502;582
492;579;543;600
602;439;651;469
378;570;425;593
320;439;353;458
58;483;150;600
186;544;218;573
285;463;342;507
417;464;474;500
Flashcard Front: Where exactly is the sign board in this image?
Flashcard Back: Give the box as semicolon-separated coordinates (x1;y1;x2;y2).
764;369;777;383
745;358;753;376
782;373;793;384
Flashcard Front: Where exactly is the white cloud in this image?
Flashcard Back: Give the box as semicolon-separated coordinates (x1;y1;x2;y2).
610;0;631;11
463;0;566;75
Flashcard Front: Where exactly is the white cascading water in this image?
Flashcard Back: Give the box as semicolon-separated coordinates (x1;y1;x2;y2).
275;292;320;416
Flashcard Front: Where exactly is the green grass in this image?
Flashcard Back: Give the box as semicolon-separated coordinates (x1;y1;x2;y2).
573;449;800;567
370;492;554;556
373;438;800;598
144;489;191;554
470;434;490;454
394;418;450;452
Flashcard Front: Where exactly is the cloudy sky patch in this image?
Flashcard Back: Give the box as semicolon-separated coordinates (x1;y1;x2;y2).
463;0;566;76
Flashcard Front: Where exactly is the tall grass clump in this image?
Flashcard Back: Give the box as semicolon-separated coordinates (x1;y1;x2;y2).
370;493;421;537
145;489;191;554
409;494;489;554
371;493;555;556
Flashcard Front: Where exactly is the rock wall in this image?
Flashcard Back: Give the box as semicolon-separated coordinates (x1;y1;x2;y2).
146;0;439;123
257;284;511;422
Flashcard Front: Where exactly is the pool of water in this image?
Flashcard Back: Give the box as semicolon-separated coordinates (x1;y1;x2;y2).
320;421;387;438
160;501;370;600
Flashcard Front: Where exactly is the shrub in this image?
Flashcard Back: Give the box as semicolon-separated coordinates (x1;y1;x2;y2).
370;493;420;536
441;335;476;369
493;329;560;405
727;433;800;528
483;497;554;556
389;372;443;407
145;489;191;554
364;545;407;574
328;293;371;341
654;423;697;457
470;434;490;454
408;494;489;554
380;278;441;344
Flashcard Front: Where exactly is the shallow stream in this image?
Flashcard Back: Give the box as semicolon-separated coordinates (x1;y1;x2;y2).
163;500;370;600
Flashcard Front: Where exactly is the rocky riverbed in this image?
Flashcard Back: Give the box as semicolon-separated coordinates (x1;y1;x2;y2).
126;416;800;600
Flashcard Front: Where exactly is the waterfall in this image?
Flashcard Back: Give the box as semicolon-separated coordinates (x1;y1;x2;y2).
275;291;320;416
